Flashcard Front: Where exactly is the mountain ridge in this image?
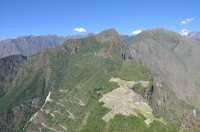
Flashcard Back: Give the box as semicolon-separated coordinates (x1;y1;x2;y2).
0;28;200;131
0;35;65;59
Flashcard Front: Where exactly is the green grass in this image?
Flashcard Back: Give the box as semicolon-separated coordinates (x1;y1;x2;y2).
116;61;151;81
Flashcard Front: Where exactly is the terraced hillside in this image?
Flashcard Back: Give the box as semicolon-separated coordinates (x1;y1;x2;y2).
1;29;200;131
26;31;174;132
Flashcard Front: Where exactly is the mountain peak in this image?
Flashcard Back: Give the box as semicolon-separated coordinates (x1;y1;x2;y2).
130;28;188;51
96;28;121;44
135;28;182;42
99;28;119;35
140;28;175;35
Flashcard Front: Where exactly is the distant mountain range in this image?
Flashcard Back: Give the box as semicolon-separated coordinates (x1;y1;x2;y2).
0;35;65;58
0;34;98;59
0;29;200;131
0;31;199;59
188;32;200;41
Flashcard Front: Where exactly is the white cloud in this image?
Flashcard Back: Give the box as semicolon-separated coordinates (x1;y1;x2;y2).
180;18;194;25
132;29;142;35
180;29;190;36
73;27;87;33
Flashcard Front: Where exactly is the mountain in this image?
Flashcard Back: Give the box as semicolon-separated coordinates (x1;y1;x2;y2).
188;32;200;41
125;28;200;130
0;29;200;131
0;35;65;59
126;29;200;104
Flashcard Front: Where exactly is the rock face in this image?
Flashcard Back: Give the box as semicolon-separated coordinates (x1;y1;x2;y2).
0;35;65;58
0;53;50;131
0;97;42;132
0;55;27;97
125;28;200;123
0;55;32;132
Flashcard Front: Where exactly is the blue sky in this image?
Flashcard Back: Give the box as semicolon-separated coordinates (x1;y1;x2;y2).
0;0;199;38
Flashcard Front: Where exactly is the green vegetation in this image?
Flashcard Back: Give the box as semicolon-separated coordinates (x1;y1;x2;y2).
0;34;177;131
116;61;151;81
